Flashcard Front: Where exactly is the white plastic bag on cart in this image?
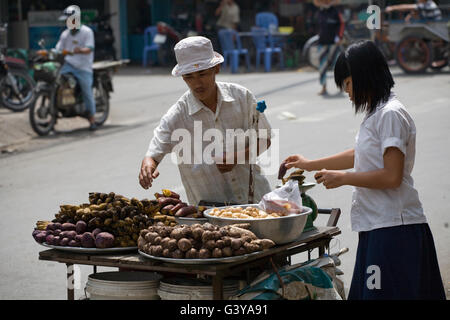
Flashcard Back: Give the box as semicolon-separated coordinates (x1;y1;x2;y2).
258;179;303;215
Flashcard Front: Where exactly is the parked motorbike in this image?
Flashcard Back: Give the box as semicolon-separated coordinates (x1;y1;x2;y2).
29;39;128;136
0;23;36;112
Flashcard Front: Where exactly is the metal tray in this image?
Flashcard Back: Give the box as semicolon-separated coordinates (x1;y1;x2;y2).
175;216;208;226
138;250;262;265
39;242;137;254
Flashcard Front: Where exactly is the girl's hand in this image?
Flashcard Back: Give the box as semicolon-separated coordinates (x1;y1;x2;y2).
284;154;312;171
314;169;346;189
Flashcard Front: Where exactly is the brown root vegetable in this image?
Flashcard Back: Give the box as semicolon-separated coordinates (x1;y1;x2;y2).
153;236;162;245
185;248;199;259
213;231;222;240
222;237;232;247
140;229;149;237
222;247;233;257
175;206;197;217
138;236;146;250
177;238;192;252
68;240;79;247
227;227;257;240
252;239;276;250
233;247;247;256
216;240;225;249
202;223;216;231
95;232;115;248
60;238;70;246
231;238;243;250
171;249;184;259
242;236;252;243
162;248;171;257
204;240;216;250
75;234;83;243
170;229;184;240
201;230;215;243
160;237;171;250
212;248;223;258
145;232;159;243
192;227;204;241
167;239;178;251
181;226;192;238
198;248;211;259
243;242;260;253
152;245;163;257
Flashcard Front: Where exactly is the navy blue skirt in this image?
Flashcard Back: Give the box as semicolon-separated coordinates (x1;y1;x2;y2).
348;223;446;300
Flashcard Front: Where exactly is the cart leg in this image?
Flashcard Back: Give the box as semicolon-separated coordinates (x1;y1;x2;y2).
66;263;75;301
212;276;224;300
93;265;97;274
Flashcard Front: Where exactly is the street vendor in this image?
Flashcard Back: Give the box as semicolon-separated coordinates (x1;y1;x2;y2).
283;40;445;300
139;36;272;205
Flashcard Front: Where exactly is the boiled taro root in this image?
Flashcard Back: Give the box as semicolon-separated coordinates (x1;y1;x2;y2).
198;248;211;259
177;238;192;252
222;247;233;257
212;248;222;258
95;232;115;249
185;248;199;259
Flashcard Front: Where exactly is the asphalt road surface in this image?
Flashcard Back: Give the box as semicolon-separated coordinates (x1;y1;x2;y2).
1;66;449;299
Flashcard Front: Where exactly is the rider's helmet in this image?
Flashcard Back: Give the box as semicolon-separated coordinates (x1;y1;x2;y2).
58;5;81;30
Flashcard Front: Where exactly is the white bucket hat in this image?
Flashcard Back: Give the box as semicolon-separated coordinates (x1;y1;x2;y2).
171;36;224;77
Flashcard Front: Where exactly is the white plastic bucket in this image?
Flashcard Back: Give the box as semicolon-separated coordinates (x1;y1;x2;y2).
85;271;162;300
158;277;239;300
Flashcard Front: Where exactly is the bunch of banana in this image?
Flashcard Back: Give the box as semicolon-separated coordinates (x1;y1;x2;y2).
36;220;51;230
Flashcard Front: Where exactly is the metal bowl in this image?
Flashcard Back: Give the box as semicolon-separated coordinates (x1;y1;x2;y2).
203;204;312;244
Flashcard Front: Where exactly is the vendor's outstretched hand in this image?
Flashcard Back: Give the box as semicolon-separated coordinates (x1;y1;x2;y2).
314;169;346;189
139;156;159;189
284;154;312;171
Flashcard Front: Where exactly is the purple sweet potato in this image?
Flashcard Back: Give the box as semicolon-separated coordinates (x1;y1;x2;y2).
66;231;77;240
92;228;102;239
95;232;115;249
53;229;62;236
68;240;79;247
45;235;55;245
81;232;96;248
35;233;47;243
60;238;70;246
54;222;62;230
53;236;61;246
75;234;83;243
32;229;41;239
61;223;76;231
46;223;56;231
76;221;87;234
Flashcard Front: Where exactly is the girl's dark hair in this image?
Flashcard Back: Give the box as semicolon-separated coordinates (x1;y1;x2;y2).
334;40;395;115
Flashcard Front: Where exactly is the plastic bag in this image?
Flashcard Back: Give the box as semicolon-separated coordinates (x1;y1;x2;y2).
258;179;302;216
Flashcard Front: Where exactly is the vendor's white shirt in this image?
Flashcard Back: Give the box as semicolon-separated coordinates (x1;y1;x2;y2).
146;82;272;205
351;93;427;232
55;25;95;73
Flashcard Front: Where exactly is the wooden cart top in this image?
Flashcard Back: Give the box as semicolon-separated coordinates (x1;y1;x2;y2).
39;226;340;276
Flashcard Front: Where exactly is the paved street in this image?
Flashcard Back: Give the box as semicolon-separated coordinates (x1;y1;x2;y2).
0;66;449;299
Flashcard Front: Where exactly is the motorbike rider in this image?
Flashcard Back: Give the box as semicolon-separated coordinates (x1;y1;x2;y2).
386;0;442;22
56;5;97;131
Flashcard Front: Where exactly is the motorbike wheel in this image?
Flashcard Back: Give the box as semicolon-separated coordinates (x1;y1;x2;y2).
93;83;109;126
0;68;36;112
29;88;56;136
395;36;432;74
